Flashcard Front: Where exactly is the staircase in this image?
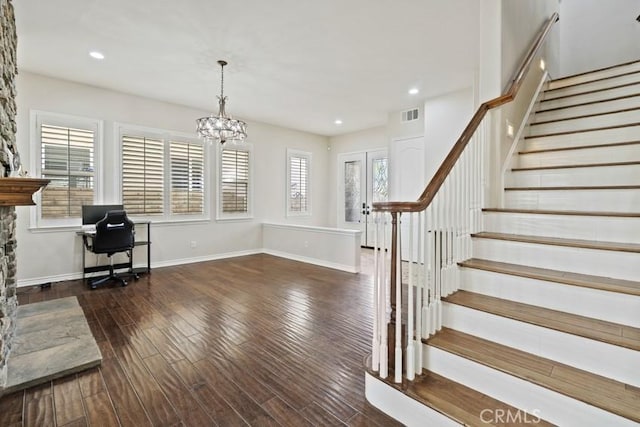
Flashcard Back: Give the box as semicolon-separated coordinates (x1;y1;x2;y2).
367;61;640;426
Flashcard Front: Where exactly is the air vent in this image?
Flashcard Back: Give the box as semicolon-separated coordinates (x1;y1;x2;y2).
401;108;419;122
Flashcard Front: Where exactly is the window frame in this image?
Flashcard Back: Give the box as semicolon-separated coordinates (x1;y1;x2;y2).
115;123;210;223
30;110;104;229
216;141;253;221
286;149;312;217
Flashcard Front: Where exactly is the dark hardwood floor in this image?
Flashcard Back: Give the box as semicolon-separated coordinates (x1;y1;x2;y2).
1;252;401;427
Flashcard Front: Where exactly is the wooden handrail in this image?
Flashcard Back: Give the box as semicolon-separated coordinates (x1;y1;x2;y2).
373;12;559;213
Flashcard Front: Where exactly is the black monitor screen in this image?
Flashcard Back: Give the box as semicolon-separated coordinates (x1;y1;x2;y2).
82;204;124;225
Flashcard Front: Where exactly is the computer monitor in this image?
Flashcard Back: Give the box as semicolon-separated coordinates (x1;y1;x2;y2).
82;204;125;225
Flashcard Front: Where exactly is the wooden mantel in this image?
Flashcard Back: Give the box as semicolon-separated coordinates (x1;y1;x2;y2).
0;178;50;207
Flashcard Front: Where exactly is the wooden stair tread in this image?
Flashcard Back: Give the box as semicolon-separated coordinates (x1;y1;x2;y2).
471;231;640;253
459;258;640;296
512;160;640;171
407;370;555;426
537;93;640;114
426;328;640;423
549;58;640;83
541;82;640;103
531;106;640;126
544;69;640;93
524;122;640;139
519;140;640;154
504;185;640;191
483;208;640;218
443;291;640;351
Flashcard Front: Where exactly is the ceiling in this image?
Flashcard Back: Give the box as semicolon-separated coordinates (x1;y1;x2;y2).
14;0;480;137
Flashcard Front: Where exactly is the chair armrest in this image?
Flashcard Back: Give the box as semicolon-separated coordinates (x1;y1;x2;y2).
82;234;93;251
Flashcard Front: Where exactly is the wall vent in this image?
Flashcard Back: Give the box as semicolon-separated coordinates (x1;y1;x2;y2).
401;108;419;123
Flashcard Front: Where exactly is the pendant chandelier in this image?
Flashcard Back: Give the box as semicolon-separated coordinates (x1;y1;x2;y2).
196;60;247;144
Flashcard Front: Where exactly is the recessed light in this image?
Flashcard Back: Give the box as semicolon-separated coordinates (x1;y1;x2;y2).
334;119;343;125
89;51;105;60
539;58;546;71
408;88;419;95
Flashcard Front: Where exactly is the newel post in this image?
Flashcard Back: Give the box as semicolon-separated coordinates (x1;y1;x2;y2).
387;211;406;377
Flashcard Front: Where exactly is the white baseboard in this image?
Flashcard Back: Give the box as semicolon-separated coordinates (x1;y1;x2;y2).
262;249;360;273
16;247;360;288
17;249;262;288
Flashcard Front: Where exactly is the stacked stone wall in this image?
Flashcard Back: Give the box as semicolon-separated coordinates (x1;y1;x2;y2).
0;0;18;388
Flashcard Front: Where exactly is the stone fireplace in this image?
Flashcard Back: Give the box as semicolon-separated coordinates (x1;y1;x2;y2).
0;0;99;393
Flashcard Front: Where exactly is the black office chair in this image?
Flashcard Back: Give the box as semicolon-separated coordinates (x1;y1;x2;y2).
86;210;137;289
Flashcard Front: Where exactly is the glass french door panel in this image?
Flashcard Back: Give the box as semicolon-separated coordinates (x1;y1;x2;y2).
344;160;362;223
365;150;388;247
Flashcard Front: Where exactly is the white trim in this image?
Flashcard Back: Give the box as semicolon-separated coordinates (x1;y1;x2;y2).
286;148;312;217
216;141;254;221
29;110;104;230
499;71;549;207
262;249;359;273
262;222;360;237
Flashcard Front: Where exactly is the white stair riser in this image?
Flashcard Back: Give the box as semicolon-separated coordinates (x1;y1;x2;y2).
528;110;640;137
506;165;640;187
504;189;640;213
461;268;640;327
441;304;640;387
534;95;640;122
544;72;640;100
483;212;640;244
548;62;640;90
540;82;640;110
472;238;640;281
423;346;636;427
364;374;459;427
518;144;640;167
524;126;640;151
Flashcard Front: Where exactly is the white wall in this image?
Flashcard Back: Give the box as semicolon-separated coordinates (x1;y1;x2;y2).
502;0;560;86
15;72;330;285
560;0;640;77
327;126;387;227
423;88;475;184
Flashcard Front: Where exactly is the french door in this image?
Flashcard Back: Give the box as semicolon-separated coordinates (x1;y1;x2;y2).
338;149;388;247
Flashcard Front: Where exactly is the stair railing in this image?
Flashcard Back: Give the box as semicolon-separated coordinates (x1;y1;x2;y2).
370;12;559;383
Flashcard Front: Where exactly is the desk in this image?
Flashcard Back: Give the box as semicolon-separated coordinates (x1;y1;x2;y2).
78;220;151;281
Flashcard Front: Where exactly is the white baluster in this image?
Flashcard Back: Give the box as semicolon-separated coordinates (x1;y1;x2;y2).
423;204;432;339
415;211;423;372
406;213;415;380
372;213;380;371
379;214;388;379
394;213;402;383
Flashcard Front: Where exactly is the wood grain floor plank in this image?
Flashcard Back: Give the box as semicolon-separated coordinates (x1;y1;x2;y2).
99;358;153;427
77;367;105;398
142;354;216;426
24;394;55;427
53;376;86;426
299;402;345;426
83;391;120;427
261;396;314;427
0;391;23;426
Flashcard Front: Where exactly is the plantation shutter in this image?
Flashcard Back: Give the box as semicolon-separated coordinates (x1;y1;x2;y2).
122;135;164;215
221;148;249;213
289;155;309;212
170;141;204;214
40;124;94;219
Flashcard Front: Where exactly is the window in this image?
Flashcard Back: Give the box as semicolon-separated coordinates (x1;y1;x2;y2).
287;149;311;216
118;124;208;221
122;135;164;216
218;144;252;219
170;142;204;214
32;112;102;227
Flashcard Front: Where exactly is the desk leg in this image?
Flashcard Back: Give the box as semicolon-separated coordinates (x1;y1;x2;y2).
147;224;151;273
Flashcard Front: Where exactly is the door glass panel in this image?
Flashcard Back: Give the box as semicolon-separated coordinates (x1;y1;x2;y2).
372;158;388;203
344;161;361;222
